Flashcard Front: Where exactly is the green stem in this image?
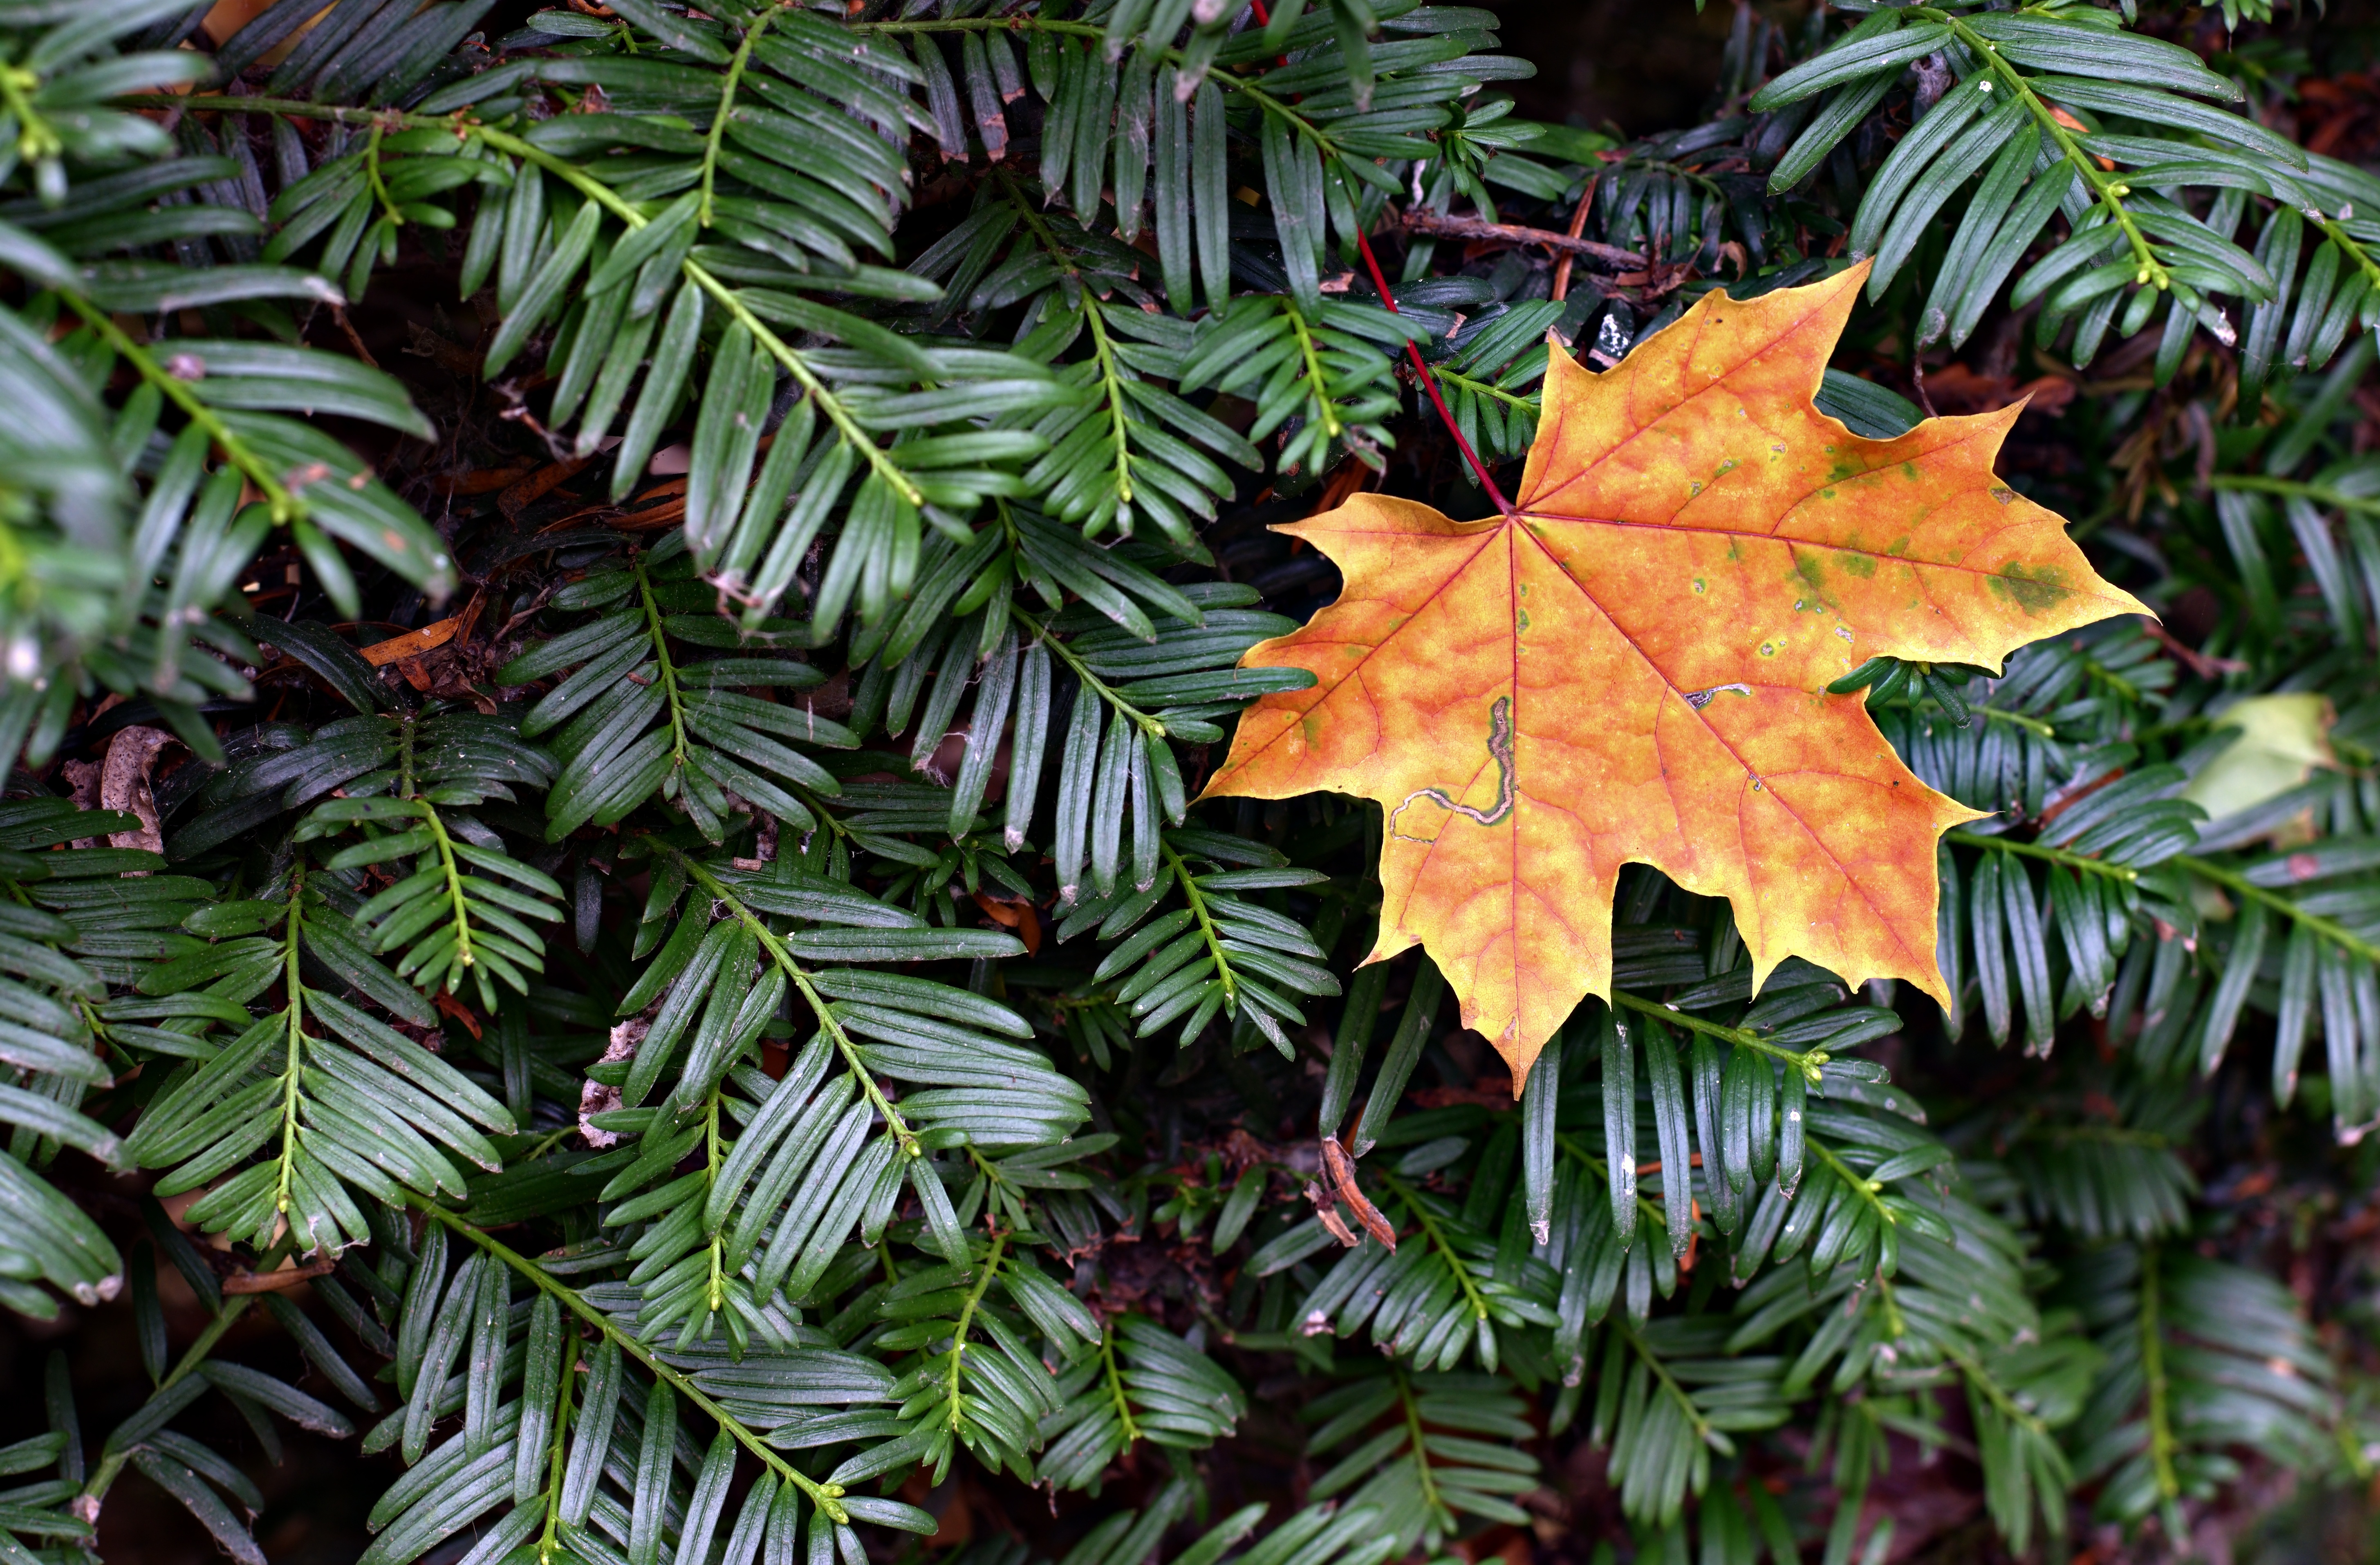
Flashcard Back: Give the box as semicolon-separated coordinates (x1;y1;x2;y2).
944;1229;1006;1432
1615;1317;1714;1443
1082;289;1135;502
849;2;1339;159
1870;1262;1909;1341
80;1296;258;1507
1373;1169;1491;1324
2340;1406;2378;1483
704;1095;726;1314
2310;212;2380;293
1921;9;2167;291
2;64;61;163
1009;604;1167;738
703;7;782;228
1163;840;1236;1007
2175;854;2380;965
518;1124;578;1166
964;1144;1015;1200
148;46;1329;158
73;994;125;1080
1394;1368;1452;1532
65;297;300;524
1282;298;1343;440
468;125;924;508
855;7;1349;160
2139;1245;2182;1516
632;557;691;776
1434;367;1538;416
1551;1130;1669;1234
2209;473;2380;517
1945;828;2140;884
853;17;1107;41
1972;703;2057;738
1235;83;1343;162
999;179;1134;505
676;853;920;1156
2084;658;2148;706
1807;1139;1897;1232
1097;1319;1144;1445
1608;989;1829;1082
1943;1342;2051;1437
272;868;308;1224
794;784;853;842
535;1326;577;1565
362;120;405;229
698;259;924;501
414;1200;851;1523
125;93;395;123
417;804;476;976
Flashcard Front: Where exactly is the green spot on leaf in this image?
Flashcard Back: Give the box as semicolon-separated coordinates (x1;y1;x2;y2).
1988;562;2072;613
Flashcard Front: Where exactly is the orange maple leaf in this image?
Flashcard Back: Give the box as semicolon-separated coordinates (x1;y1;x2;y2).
1202;263;2146;1085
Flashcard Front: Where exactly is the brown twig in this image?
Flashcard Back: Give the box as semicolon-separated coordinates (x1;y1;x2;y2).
2142;619;2247;681
327;304;381;370
1405;207;1644;268
1354;230;1515;515
221;1258;335;1294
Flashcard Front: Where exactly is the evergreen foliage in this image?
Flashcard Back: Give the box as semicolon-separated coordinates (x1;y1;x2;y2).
0;0;2376;1560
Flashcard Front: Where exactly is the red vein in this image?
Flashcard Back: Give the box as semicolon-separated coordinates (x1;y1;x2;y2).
1515;509;2135;608
1222;526;1502;773
1522;287;1844;513
1516;524;1929;970
1239;0;1508;513
1354;228;1514;516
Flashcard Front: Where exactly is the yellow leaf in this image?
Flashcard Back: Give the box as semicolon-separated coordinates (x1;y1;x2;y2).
1202;263;2147;1084
2179;692;2335;828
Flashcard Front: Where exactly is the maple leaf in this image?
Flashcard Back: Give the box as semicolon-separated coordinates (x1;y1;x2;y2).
1203;263;2147;1084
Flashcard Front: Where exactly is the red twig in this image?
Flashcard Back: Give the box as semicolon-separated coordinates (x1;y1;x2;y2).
1248;0;1513;516
1354;228;1515;516
1247;0;1288;64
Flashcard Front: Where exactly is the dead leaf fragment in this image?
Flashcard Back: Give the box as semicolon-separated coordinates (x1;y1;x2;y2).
359;616;464;667
1319;1135;1396;1250
100;726;175;858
